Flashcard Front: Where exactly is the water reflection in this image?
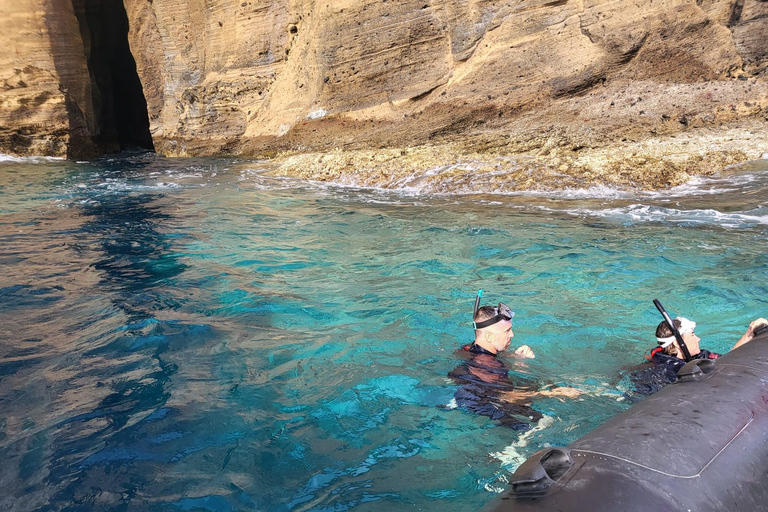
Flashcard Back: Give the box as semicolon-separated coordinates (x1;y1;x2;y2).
0;157;205;510
79;191;185;316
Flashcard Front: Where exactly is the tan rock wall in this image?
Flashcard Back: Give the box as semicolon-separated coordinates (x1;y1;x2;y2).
119;0;765;157
0;0;96;157
122;0;296;154
732;0;768;66
2;0;767;161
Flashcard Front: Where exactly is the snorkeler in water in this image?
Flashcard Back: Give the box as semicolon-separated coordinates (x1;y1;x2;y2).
628;300;768;397
447;291;579;430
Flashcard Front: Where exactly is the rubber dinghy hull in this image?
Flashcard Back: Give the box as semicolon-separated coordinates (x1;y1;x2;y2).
485;332;768;512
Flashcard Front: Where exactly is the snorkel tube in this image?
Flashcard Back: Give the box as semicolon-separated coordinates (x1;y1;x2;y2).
473;289;483;316
653;299;692;362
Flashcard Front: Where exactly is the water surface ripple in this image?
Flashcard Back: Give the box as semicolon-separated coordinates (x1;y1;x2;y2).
1;153;767;512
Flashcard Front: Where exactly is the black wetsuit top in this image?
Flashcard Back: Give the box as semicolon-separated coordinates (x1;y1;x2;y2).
628;347;720;397
447;343;543;431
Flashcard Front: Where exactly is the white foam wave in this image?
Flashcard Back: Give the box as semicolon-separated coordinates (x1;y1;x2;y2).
528;174;756;200
504;185;637;200
265;174;768;228
148;171;205;180
0;153;64;163
563;204;768;228
247;169;762;201
96;180;182;192
490;415;555;469
238;162;768;224
641;174;758;198
60;179;185;196
236;175;768;225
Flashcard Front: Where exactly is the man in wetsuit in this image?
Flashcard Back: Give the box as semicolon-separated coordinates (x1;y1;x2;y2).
448;302;579;430
631;315;768;396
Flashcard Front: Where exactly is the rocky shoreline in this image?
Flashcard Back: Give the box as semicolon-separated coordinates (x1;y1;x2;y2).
3;0;767;192
244;77;768;192
268;121;767;193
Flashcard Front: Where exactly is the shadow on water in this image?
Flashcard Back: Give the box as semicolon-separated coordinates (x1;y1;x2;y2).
79;192;185;316
46;166;189;508
0;157;216;511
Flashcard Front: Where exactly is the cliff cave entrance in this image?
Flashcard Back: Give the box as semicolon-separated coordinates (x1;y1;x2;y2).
75;0;154;152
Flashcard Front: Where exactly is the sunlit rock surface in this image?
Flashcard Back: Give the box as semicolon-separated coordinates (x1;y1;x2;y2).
2;0;767;188
0;0;98;157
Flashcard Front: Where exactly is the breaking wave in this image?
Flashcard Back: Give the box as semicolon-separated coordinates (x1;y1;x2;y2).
558;204;768;228
0;153;64;163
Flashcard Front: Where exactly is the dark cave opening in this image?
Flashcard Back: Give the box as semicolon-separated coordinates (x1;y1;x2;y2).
74;0;154;152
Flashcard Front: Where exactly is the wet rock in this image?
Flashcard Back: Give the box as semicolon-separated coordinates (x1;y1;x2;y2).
270;124;766;192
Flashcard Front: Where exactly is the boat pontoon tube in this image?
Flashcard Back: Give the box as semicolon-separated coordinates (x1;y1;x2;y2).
485;331;768;512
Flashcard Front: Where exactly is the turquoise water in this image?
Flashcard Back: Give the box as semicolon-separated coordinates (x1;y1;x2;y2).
2;152;768;511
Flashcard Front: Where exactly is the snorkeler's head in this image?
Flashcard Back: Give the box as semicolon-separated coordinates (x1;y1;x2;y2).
473;303;515;330
656;317;698;357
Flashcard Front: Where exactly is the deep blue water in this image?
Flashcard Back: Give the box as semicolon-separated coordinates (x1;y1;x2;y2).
1;152;768;512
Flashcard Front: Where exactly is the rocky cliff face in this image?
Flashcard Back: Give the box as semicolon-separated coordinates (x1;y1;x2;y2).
1;0;152;158
1;0;91;157
2;0;767;187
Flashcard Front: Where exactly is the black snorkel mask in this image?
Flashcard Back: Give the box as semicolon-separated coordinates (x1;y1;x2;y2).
473;289;515;329
653;299;692;362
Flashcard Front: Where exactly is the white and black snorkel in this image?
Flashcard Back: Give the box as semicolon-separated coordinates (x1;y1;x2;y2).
653;298;692;362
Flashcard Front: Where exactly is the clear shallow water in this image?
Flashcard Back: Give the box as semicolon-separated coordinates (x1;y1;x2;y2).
1;152;768;512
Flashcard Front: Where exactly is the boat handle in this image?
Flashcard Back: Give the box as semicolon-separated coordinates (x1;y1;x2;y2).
510;447;573;497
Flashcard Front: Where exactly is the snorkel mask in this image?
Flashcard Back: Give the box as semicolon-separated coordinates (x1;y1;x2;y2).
473;289;515;329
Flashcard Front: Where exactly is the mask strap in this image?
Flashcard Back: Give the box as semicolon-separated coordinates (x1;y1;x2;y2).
473;314;510;329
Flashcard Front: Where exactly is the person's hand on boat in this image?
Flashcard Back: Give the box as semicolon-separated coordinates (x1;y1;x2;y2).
733;317;768;350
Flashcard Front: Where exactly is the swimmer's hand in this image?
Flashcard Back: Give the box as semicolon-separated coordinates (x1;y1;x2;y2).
539;387;581;400
513;345;535;359
734;318;768;350
748;318;768;336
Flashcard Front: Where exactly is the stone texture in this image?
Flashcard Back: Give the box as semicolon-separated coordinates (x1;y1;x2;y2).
121;0;767;188
0;0;96;157
269;122;767;192
118;0;768;148
2;0;768;188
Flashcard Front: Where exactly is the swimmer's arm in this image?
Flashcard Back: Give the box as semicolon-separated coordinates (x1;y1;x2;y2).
498;389;538;405
537;387;581;399
733;318;768;351
498;386;580;405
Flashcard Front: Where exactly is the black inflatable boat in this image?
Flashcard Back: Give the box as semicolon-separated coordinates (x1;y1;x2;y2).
485;330;768;512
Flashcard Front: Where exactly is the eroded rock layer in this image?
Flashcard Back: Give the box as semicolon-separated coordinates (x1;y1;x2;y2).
2;0;767;187
1;0;152;158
